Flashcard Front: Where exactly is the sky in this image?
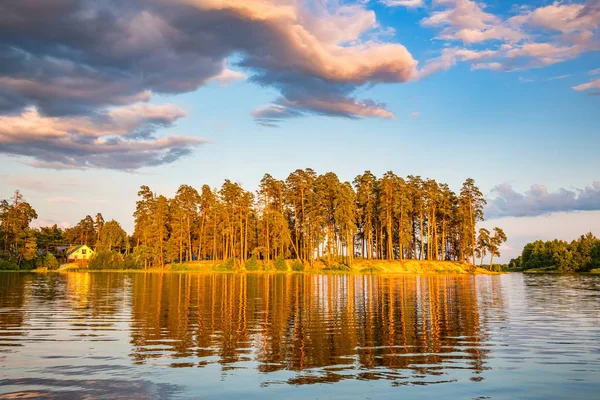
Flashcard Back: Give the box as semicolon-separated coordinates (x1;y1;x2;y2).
1;0;599;262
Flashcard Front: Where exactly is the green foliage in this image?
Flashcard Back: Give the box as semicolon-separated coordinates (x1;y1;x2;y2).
88;250;124;270
291;259;304;272
323;264;350;272
97;220;127;251
590;268;600;274
274;255;287;271
511;233;600;273
0;259;19;270
245;255;260;271
359;267;383;274
122;254;142;270
42;253;59;270
213;257;236;271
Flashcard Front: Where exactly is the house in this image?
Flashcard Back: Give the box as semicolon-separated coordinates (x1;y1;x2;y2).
66;245;95;263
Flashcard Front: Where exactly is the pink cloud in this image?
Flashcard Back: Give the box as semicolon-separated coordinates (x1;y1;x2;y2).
572;78;600;92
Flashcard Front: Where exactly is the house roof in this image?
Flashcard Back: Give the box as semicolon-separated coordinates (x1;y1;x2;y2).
66;245;94;257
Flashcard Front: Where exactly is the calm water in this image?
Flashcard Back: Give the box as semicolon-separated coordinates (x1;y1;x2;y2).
0;272;599;399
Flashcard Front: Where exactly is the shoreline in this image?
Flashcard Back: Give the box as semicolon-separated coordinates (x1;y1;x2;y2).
10;260;503;275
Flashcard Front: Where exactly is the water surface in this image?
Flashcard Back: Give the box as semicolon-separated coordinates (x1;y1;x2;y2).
0;272;599;399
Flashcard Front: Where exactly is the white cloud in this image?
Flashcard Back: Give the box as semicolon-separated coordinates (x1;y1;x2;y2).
380;0;423;8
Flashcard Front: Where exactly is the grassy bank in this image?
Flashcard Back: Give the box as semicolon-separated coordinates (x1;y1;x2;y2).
23;259;500;275
135;259;497;275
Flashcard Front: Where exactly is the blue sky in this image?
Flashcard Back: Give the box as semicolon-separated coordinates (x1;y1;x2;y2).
1;0;599;261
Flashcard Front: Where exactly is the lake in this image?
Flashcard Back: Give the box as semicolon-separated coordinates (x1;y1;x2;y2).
0;272;599;399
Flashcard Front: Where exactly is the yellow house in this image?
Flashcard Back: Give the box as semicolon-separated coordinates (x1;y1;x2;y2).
66;245;95;262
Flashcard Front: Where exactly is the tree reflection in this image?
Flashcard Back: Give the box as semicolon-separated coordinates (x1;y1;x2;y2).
129;273;493;385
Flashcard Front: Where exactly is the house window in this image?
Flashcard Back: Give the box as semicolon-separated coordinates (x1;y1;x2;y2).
82;249;87;255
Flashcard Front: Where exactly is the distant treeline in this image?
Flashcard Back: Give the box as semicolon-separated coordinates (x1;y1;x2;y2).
509;233;600;273
1;169;507;270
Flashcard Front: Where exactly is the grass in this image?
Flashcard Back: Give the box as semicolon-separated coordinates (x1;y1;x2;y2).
19;259;501;275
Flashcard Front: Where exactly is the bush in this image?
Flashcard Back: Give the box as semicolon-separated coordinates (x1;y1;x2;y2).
42;253;59;270
245;255;260;271
291;259;304;272
359;267;383;274
323;264;350;272
0;259;18;270
590;268;600;274
122;254;142;270
274;255;287;271
213;257;236;271
88;250;124;270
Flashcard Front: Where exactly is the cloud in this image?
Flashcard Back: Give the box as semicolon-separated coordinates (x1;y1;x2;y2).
419;0;600;73
0;105;207;171
3;176;84;193
0;1;418;125
590;68;600;76
47;197;108;204
486;182;600;218
208;62;247;87
380;0;423;8
410;111;421;118
572;78;600;91
547;74;571;81
519;77;535;83
32;219;71;229
421;0;525;44
511;2;598;34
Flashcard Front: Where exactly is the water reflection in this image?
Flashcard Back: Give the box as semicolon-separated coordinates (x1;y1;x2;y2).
4;272;599;399
128;274;494;384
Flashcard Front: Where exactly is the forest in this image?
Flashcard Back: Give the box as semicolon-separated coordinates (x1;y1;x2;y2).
509;233;600;273
0;169;508;272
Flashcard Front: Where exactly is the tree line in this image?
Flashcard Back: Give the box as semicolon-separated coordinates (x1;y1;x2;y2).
0;190;128;270
1;170;508;270
509;233;600;273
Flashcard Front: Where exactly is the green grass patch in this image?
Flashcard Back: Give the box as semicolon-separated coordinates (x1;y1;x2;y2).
291;259;305;272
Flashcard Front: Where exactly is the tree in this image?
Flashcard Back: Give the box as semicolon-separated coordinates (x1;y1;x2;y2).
487;227;507;270
459;179;486;266
0;190;38;265
354;171;377;259
476;228;490;268
97;220;127;251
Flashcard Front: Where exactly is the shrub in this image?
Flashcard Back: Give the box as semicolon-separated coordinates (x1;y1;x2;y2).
213;257;236;271
42;253;59;270
359;267;383;274
590;268;600;274
291;259;304;272
122;254;142;270
245;255;260;271
88;250;124;270
274;255;287;271
323;264;350;272
0;259;18;270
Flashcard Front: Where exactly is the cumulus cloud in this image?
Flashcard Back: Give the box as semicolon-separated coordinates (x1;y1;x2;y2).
486;182;600;218
421;0;525;44
0;105;207;171
420;0;600;73
0;0;426;165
